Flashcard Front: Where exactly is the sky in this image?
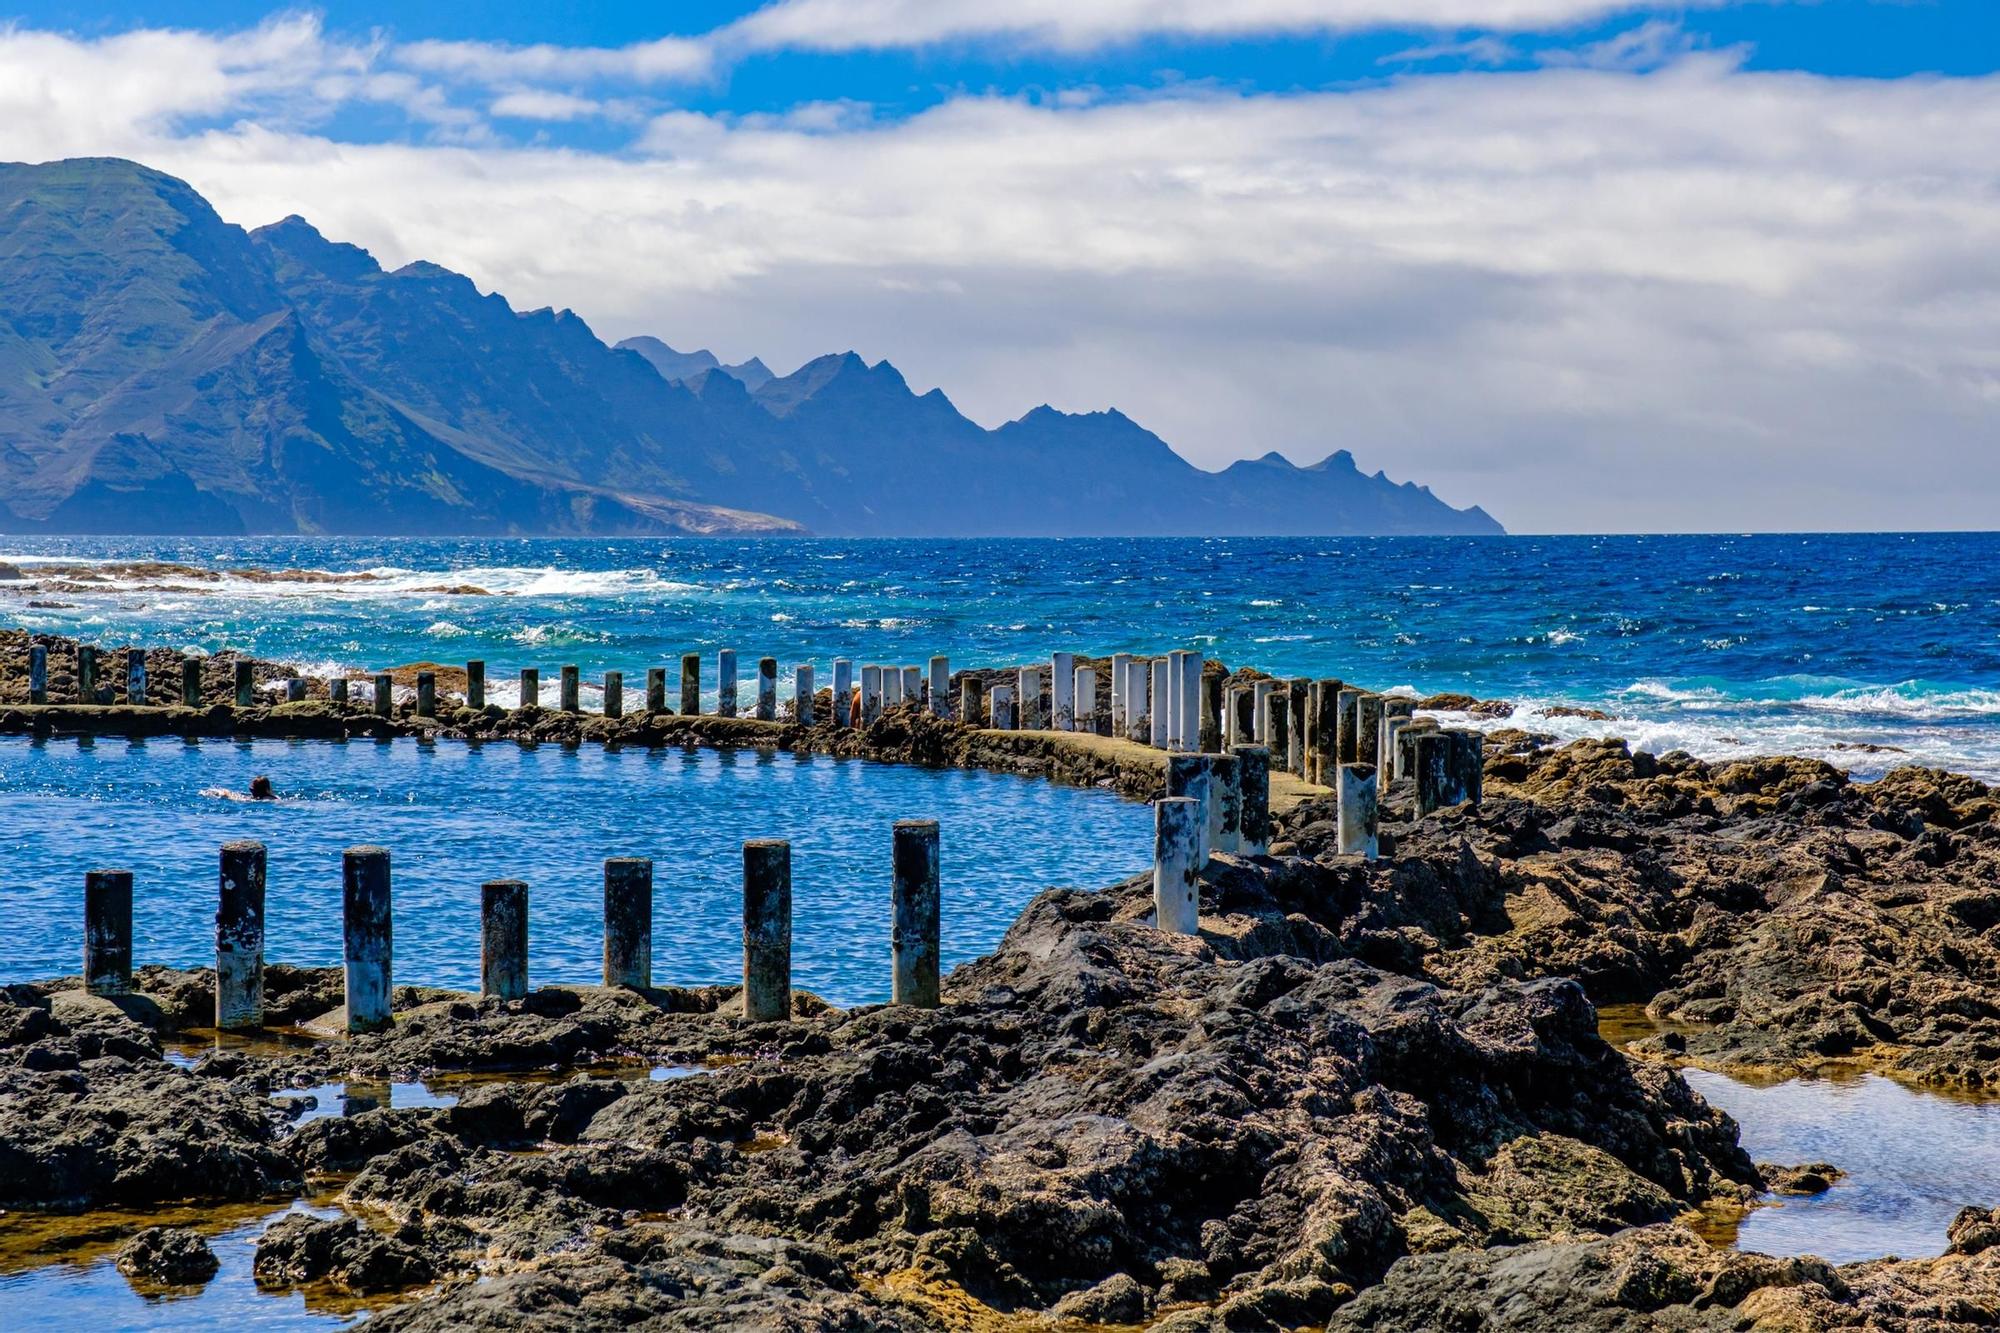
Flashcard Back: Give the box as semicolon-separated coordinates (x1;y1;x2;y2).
1;2;1996;533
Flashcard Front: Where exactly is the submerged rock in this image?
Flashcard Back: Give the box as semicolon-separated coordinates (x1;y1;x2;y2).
114;1225;219;1286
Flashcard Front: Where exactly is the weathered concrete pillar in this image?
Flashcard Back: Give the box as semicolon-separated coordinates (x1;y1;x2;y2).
882;667;903;709
1227;686;1253;747
1262;691;1290;774
1382;716;1414;780
1018;665;1042;731
1397;718;1440;781
1251;680;1276;743
560;665;581;713
181;657;201;708
416;671;437;718
286;678;307;703
1311;680;1343;786
756;657;778;721
681;653;702;716
125;648;146;706
1150;659;1170;747
77;645;98;703
1163;651;1185;751
960;675;986;727
603;858;653;988
481;879;528;1001
1125;659;1150;743
83;869;133;996
1232;745;1272;856
374;673;393;717
1379;698;1414;769
718;649;738;717
1210;753;1242;854
1051;652;1075;731
1286;680;1308;776
603;671;624;719
1448;729;1485;806
645;667;667;714
742;839;792;1022
1336;688;1363;765
1183;654;1205;754
1153;797;1201;935
891;820;941;1008
467;660;486;710
794;665;815;724
330;678;348;706
1073;664;1096;733
862;664;884;725
1357;695;1384;778
1166;754;1214;864
901;665;922;708
1337;764;1380;859
518;667;540;710
235;660;254;708
217;840;265;1029
1201;667;1224;754
929;657;950;719
342;847;392;1033
1110;653;1132;734
990;683;1016;730
1413;731;1452;815
28;644;47;704
832;659;853;727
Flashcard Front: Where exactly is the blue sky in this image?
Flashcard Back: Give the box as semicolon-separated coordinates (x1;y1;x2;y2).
0;1;1996;530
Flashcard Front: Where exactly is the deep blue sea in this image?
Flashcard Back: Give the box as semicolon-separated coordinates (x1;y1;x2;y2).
4;533;1997;777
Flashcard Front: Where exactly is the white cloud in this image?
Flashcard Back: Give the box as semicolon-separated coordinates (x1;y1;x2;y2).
720;0;1726;53
489;89;605;122
1381;35;1523;67
394;34;711;84
0;17;1995;532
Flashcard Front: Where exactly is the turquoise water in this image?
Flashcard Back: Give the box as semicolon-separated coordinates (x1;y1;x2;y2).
0;736;1152;1005
4;533;1998;779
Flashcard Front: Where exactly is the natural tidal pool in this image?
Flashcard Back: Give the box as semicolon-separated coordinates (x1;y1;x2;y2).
0;735;1153;1006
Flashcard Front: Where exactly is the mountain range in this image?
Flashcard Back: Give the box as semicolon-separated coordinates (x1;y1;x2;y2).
0;158;1502;537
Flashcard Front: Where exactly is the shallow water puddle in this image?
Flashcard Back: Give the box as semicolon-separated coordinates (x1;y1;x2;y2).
280;1081;458;1126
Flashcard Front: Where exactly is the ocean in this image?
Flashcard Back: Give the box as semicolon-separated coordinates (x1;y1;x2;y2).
4;532;1997;780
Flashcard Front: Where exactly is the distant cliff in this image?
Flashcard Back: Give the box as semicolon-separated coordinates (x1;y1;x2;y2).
0;158;1502;537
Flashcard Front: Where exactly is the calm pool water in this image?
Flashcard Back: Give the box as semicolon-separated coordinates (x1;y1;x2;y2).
0;735;1152;1006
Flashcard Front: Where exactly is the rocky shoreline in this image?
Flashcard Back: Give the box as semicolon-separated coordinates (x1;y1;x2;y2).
7;635;2000;1326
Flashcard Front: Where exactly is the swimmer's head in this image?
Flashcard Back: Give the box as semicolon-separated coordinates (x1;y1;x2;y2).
249;775;275;800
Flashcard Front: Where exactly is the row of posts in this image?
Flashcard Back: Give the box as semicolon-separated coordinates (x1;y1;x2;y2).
1222;676;1484;816
78;822;947;1029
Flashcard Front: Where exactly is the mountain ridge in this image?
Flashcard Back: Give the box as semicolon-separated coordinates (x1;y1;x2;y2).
0;157;1503;537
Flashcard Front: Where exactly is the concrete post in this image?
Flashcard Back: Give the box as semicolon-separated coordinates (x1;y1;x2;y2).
1311;680;1343;786
416;671;437;718
374;673;393;718
603;671;624;719
1110;653;1132;734
125;648;146;706
343;847;392;1033
1051;652;1074;731
961;675;986;727
330;678;348;706
681;653;702;716
1125;659;1150;743
481;879;529;1002
756;657;778;721
645;667;667;714
603;858;653;988
902;665;922;708
718;649;738;717
1153;797;1201;935
882;667;903;709
742;840;792;1022
1382;716;1414;780
990;683;1016;730
1448;729;1485;806
891;820;941;1008
235;660;254;708
1414;732;1452;815
1201;667;1223;754
1262;691;1290;775
1018;665;1042;731
83;869;133;996
1286;680;1308;776
794;665;815;724
181;657;201;708
560;665;581;713
862;665;884;725
1163;651;1185;751
1397;718;1439;781
519;667;540;710
77;645;97;703
1165;754;1214;864
467;660;486;710
281;678;304;703
832;659;853;727
1252;680;1276;743
1183;654;1205;755
216;840;265;1030
1381;698;1415;769
28;644;46;704
1338;765;1380;859
1336;688;1363;765
929;657;950;718
1232;745;1272;856
1357;695;1384;779
1229;686;1254;747
1210;753;1242;854
1073;665;1096;733
1150;659;1170;748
